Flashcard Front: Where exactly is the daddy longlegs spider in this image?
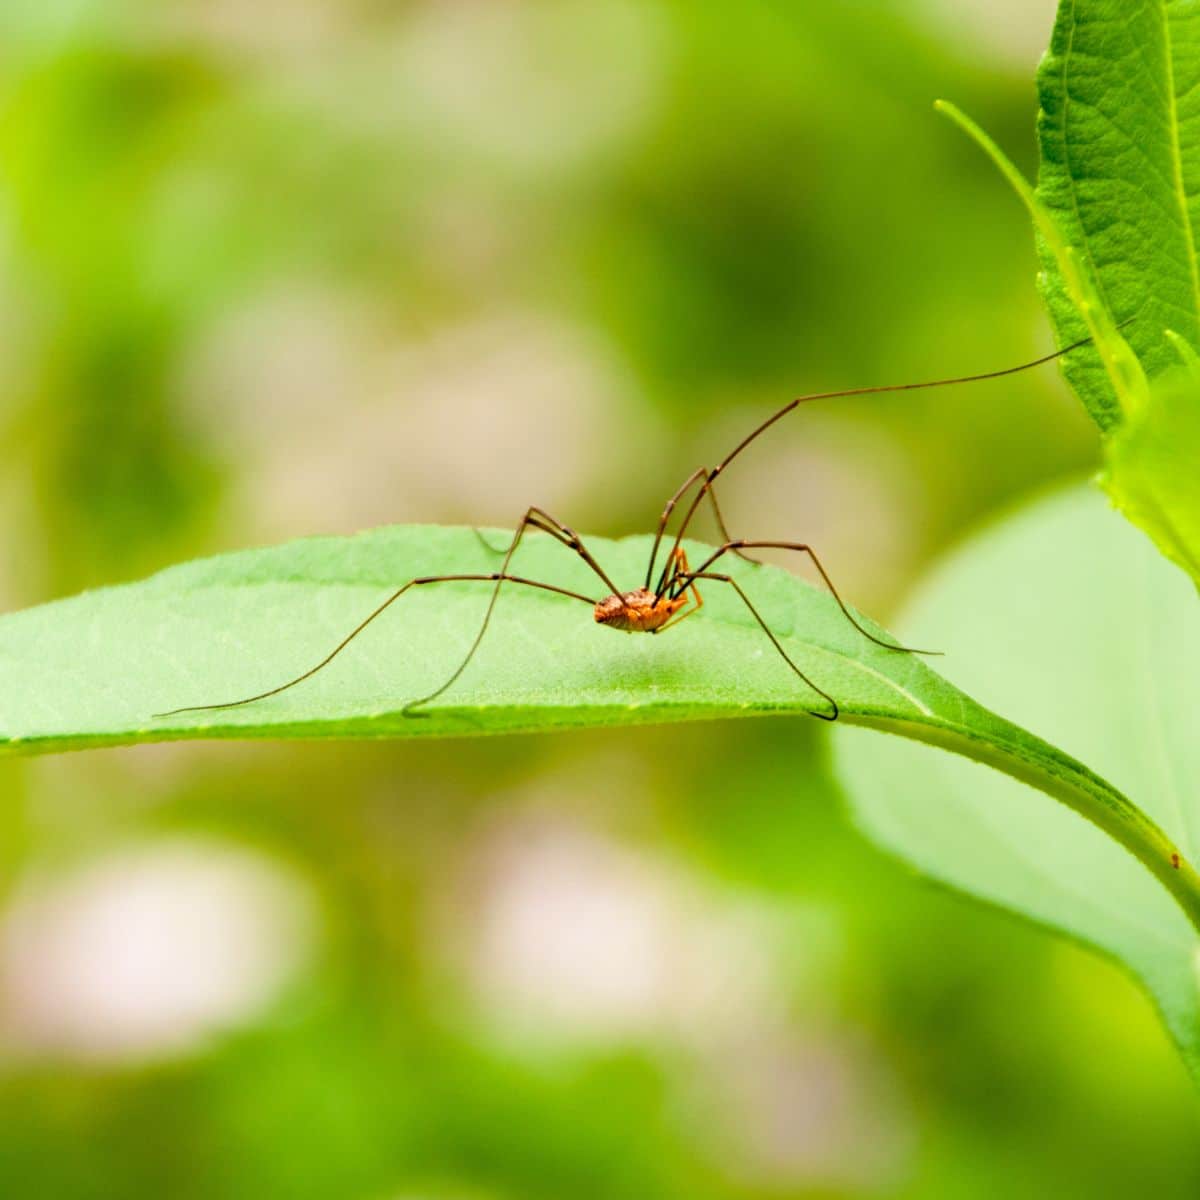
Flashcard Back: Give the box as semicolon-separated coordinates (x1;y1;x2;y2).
157;334;1096;723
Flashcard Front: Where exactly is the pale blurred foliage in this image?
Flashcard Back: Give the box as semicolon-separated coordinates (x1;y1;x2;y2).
444;805;909;1188
395;0;666;174
186;296;661;539
450;815;808;1042
0;839;316;1061
153;0;349;58
918;0;1057;69
696;1031;912;1191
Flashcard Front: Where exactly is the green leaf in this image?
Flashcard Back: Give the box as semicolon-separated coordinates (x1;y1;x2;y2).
1103;365;1200;584
833;484;1200;1078
3;521;1200;937
1037;0;1200;430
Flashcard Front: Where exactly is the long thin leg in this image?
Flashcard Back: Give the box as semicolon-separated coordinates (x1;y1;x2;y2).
519;505;622;595
685;571;837;720
473;527;507;556
475;510;619;595
678;539;938;655
706;485;761;566
155;573;596;718
645;466;758;593
660;332;1107;586
646;467;704;589
404;505;617;713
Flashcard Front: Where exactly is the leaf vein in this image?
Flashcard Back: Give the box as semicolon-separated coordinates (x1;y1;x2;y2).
1157;0;1200;323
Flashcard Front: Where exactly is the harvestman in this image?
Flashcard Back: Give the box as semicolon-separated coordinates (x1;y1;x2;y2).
159;336;1094;722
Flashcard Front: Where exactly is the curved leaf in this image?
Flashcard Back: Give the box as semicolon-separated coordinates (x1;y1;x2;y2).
2;522;1200;935
833;484;1200;1078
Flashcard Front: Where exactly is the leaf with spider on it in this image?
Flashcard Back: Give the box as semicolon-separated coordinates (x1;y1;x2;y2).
2;519;1198;971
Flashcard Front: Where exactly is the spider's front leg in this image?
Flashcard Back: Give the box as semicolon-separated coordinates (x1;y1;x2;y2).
654;548;703;634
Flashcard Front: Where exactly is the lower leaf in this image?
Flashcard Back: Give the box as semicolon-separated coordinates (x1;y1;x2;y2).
834;483;1200;1081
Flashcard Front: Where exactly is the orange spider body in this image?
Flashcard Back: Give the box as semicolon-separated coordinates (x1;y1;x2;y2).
593;549;703;633
594;588;685;632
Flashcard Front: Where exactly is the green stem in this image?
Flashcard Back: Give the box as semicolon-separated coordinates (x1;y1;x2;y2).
934;99;1149;420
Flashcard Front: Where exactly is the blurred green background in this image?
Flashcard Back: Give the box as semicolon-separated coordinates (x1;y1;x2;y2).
1;1;1197;1196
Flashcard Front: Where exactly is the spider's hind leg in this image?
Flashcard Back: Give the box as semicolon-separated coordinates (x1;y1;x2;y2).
683;570;839;721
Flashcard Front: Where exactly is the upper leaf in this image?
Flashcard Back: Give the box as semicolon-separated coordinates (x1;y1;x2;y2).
1037;0;1200;429
0;525;970;748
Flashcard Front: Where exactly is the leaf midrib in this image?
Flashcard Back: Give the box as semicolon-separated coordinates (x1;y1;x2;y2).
1158;0;1200;324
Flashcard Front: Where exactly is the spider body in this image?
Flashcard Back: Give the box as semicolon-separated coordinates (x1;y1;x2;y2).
594;587;689;632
